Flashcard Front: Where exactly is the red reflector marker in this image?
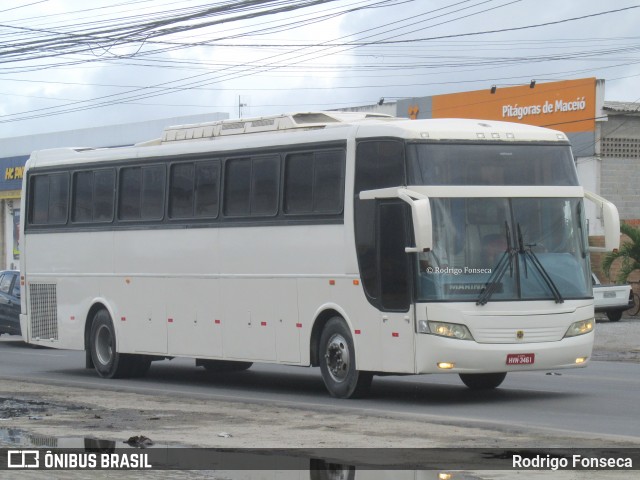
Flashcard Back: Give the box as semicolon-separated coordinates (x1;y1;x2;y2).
168;318;174;323
261;321;267;326
392;332;399;337
296;323;302;328
70;316;75;321
354;329;361;335
214;319;221;324
121;317;126;322
329;280;335;285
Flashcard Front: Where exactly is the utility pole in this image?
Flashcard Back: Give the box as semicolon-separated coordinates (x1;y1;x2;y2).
238;96;248;118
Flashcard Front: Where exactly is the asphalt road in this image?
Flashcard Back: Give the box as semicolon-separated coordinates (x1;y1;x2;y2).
1;335;639;441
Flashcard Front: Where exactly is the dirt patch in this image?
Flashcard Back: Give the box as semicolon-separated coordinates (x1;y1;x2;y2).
0;379;637;451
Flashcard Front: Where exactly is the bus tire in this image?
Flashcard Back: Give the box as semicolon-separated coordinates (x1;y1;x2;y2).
319;317;372;399
89;309;132;379
459;372;507;389
197;359;253;372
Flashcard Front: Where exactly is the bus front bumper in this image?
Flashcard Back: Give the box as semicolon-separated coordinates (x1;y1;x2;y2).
415;331;594;374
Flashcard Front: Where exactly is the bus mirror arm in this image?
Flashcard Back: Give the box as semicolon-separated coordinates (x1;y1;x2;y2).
359;188;433;253
584;190;620;252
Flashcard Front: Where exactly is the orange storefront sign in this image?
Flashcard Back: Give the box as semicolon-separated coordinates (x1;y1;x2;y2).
431;78;597;133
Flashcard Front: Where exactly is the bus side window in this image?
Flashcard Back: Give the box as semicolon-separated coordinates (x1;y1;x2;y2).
378;202;411;311
224;156;279;217
29;173;69;226
354;140;407;307
284;150;345;215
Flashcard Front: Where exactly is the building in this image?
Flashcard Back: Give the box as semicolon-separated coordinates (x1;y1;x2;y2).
0;112;228;270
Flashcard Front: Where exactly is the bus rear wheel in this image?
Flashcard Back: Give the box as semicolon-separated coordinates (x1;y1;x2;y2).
459;372;507;389
90;309;150;379
319;317;372;399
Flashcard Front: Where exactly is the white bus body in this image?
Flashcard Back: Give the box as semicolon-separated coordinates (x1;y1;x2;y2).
19;113;620;397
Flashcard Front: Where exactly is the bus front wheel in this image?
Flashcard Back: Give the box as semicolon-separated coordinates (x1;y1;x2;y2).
319;317;372;399
459;372;507;389
90;309;150;378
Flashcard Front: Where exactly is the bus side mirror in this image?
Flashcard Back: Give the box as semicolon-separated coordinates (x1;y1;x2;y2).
403;197;433;253
359;187;433;253
584;190;620;252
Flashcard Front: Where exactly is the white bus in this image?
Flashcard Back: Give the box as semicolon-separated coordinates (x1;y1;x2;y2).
19;112;620;398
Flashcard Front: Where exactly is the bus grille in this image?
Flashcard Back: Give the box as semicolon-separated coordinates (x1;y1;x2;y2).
29;284;59;340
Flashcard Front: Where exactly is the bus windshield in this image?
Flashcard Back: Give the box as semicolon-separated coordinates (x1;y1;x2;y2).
416;197;591;302
406;142;579;186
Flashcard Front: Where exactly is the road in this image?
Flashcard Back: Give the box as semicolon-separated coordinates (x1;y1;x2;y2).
1;335;639;442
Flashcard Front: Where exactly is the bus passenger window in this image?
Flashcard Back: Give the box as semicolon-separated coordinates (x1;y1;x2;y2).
224;158;251;216
195;161;220;218
170;163;195;218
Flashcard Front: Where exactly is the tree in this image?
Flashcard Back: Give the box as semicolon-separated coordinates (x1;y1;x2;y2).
602;223;640;283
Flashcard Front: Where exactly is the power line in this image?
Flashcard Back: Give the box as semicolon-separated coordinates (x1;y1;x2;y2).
1;1;639;127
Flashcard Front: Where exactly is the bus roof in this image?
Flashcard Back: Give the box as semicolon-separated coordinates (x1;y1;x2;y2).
25;114;569;169
160;112;567;144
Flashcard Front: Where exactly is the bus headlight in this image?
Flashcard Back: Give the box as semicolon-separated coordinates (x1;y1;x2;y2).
564;319;594;338
426;321;474;340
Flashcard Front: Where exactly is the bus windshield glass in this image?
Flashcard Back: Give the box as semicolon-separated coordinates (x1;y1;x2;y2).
416;197;591;302
407;143;579;186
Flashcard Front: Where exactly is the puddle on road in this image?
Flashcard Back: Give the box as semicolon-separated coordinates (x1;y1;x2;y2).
0;396;179;450
0;399;481;477
0;427;165;449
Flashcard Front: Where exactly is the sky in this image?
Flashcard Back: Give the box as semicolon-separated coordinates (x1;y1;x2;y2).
1;0;639;139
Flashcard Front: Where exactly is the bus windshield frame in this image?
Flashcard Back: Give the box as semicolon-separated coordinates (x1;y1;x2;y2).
406;141;590;303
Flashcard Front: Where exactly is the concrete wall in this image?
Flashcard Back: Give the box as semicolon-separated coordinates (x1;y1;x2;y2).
599;114;640;221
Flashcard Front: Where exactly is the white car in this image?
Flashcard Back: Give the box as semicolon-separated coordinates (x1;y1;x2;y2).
592;272;634;322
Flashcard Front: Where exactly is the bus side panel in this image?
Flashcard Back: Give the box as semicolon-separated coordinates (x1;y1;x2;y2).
23;232;114;350
275;279;301;363
217;224;346;364
297;277;385;373
167;278;223;358
111;276;168;355
221;278;277;361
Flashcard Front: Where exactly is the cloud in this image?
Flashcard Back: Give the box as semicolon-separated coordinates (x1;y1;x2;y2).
1;0;639;138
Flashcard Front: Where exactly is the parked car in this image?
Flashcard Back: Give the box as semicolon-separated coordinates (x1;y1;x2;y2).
592;272;634;322
0;270;21;336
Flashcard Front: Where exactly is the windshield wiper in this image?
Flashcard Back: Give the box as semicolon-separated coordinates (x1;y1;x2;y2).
517;223;564;304
476;222;516;306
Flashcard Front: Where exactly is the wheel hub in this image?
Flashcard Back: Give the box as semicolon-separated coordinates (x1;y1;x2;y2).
324;333;350;383
95;324;113;366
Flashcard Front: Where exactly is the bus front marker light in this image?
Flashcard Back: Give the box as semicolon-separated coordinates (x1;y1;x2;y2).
417;320;429;333
428;321;474;340
437;362;455;370
564;319;594;338
575;357;588;364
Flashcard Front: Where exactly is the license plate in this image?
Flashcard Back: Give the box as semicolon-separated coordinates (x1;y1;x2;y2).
604;291;616;298
506;353;535;365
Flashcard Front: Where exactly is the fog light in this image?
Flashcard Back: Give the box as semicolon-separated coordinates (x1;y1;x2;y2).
438;362;455;370
575;357;587;364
